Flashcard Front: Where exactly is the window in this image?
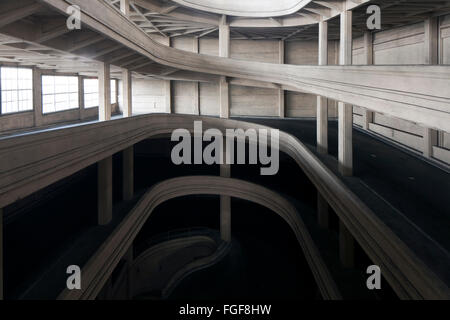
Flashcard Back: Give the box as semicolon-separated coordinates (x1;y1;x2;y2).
111;79;117;104
42;75;79;114
84;78;98;108
0;67;33;114
84;78;117;108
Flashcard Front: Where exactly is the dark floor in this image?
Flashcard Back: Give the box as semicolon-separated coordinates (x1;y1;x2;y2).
235;117;450;286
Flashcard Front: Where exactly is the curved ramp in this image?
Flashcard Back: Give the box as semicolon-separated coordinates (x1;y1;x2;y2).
57;176;342;300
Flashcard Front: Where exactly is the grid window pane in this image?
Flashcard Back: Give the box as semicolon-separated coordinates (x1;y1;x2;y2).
1;67;33;114
84;78;99;108
41;75;79;114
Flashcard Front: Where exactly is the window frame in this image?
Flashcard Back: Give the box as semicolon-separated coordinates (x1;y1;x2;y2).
0;65;34;116
41;74;80;115
83;77;119;109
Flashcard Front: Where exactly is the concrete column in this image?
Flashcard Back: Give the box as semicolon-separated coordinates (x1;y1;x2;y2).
165;80;172;114
425;17;439;65
423;17;439;157
339;221;354;268
219;15;230;119
219;77;229;119
122;69;132;117
317;21;328;154
33;67;43;127
98;157;113;225
219;15;230;58
98;62;111;121
423;128;438;158
316;22;329;229
220;138;231;242
163;37;172;114
193;38;200;115
122;146;134;201
79;76;85;120
278;40;285;118
338;9;353;176
362;31;373;130
120;0;130;16
317;193;328;229
0;208;3;300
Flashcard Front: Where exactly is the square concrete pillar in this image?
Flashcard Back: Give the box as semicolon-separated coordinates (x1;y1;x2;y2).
317;20;328;154
98;62;111;121
98;157;113;225
219;15;230;58
120;0;130;16
338;9;353;176
122;69;132;117
362;31;373;130
278;40;285;118
338;102;353;176
219;76;229;119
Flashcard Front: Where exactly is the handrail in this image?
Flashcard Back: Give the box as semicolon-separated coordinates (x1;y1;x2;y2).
40;0;450;131
1;113;449;299
57;176;342;300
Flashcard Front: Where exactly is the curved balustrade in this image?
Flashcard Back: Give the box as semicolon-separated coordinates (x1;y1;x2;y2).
1;114;449;299
42;0;450;132
57;176;342;300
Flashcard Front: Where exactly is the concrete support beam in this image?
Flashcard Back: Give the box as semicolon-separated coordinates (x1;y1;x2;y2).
423;128;438;158
122;69;132;117
362;31;373;130
98;157;113;225
278;40;285;118
317;98;328;154
317;192;328;229
193;37;200;115
0;208;3;300
120;0;130;17
163;37;172;114
425;17;439;65
98;62;111;121
318;21;328;66
33;67;43;127
338;9;353;176
338;102;353;176
219;76;229;119
423;17;439;157
339;10;352;66
122;146;134;201
218;18;230;119
339;221;355;268
165;81;172;114
219;15;230;58
317;20;328;154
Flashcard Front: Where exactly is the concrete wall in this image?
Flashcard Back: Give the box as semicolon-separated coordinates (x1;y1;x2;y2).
352;17;450;165
130;79;166;114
